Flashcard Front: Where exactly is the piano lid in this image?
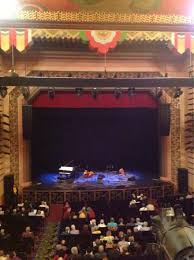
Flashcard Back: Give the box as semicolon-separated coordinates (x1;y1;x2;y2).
59;166;74;171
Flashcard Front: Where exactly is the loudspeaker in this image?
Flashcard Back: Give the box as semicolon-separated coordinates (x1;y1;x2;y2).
22;105;32;139
177;168;188;194
4;174;14;205
159;104;171;136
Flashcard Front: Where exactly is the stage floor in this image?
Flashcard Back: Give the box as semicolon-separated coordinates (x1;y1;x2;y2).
31;170;156;190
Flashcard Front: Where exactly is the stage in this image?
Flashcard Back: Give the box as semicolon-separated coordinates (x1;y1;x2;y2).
31;170;148;190
23;170;175;203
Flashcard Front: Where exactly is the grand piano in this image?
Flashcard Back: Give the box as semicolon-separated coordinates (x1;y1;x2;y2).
58;162;75;180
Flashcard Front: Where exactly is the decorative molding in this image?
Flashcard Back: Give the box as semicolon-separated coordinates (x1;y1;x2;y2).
17;11;194;25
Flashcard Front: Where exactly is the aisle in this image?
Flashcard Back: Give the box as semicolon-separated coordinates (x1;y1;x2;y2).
47;203;63;222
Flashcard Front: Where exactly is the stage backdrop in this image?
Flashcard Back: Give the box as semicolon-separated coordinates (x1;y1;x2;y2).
32;108;159;178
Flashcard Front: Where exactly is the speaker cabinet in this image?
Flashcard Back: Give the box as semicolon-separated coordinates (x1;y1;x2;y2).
177;168;188;194
159;104;171;136
22;105;32;139
4;174;14;205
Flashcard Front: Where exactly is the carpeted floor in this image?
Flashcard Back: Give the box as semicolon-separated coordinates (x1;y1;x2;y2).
47;204;63;222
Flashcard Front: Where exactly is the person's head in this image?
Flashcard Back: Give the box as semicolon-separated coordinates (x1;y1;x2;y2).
118;231;124;239
90;219;96;225
71;246;78;255
61;239;66;245
119;217;124;223
0;250;5;256
110;217;115;223
126;229;132;236
136;217;140;223
64;201;70;207
25;226;31;232
100;219;105;224
98;245;104;253
83;224;89;231
143;221;148;227
121;246;129;254
106;241;113;249
71;224;76;231
106;230;112;236
128;236;135;243
65;226;70;232
21;207;25;212
86;247;93;254
0;228;5;235
130;217;135;223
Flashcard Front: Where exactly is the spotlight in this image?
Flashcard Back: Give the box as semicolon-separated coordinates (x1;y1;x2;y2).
156;88;163;98
174;87;183;99
0;86;8;98
114;88;122;99
75;88;83;97
21;86;30;100
91;88;98;99
128;87;136;96
48;87;55;99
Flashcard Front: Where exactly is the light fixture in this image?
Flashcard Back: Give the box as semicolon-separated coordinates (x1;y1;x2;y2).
0;86;8;98
20;86;30;100
75;88;83;97
48;87;55;99
91;88;98;99
114;88;122;99
0;0;21;20
128;87;136;96
174;87;183;99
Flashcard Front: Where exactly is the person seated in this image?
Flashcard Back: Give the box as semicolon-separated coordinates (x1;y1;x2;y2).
118;217;125;226
20;207;27;216
53;249;68;260
0;207;4;215
0;250;8;260
98;219;106;228
139;203;148;212
107;243;121;260
79;207;87;219
70;224;79;235
62;226;71;236
118;237;129;252
119;168;125;175
91;225;101;235
101;230;114;243
36;209;45;218
135;217;143;226
94;245;107;260
107;217;118;231
22;226;34;239
83;247;94;260
126;217;136;228
119;246;130;259
140;221;151;231
68;246;81;260
146;202;155;211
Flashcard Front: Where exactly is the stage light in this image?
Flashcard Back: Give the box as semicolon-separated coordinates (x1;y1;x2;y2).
174;87;183;99
91;88;98;99
21;86;30;100
48;87;55;99
0;86;8;98
0;0;21;20
128;87;136;96
75;88;83;96
114;88;122;99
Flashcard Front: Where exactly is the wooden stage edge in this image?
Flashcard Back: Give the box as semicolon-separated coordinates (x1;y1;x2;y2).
22;183;175;204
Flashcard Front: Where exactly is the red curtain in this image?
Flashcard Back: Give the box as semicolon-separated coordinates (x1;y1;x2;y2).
32;91;157;109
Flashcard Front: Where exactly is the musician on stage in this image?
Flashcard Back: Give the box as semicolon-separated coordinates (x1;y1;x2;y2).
83;169;94;178
119;168;125;175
